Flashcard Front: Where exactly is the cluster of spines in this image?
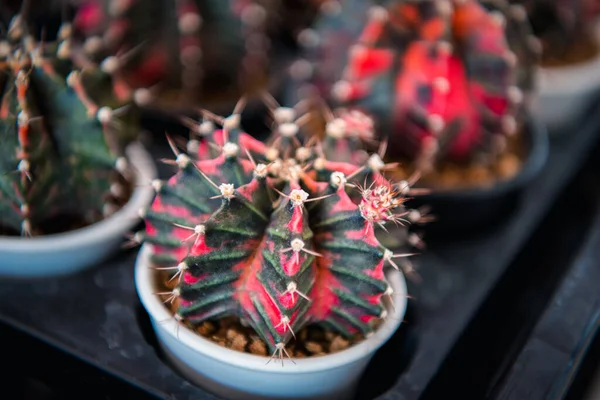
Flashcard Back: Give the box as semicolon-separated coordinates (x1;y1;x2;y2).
136;95;427;361
289;0;540;172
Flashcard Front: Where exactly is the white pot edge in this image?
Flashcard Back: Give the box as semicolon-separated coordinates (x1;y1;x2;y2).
0;142;157;274
135;244;408;375
532;23;600;130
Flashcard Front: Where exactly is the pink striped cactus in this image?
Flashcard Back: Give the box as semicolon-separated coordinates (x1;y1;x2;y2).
294;0;539;173
139;96;427;357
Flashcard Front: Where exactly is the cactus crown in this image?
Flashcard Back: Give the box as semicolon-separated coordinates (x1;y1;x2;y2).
292;0;539;173
0;10;135;236
142;95;426;354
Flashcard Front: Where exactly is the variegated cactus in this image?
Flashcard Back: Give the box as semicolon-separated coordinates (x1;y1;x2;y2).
139;95;427;357
0;11;136;236
70;0;279;109
291;0;539;173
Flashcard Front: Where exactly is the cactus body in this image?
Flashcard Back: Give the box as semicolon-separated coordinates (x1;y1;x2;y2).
72;0;278;108
0;13;136;236
142;100;423;353
293;0;538;172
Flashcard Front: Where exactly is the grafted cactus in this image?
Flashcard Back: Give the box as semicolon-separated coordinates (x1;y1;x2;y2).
140;96;426;356
70;0;279;109
0;11;136;236
509;0;600;65
292;0;539;173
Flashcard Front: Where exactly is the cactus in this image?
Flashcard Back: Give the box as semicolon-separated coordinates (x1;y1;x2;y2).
70;0;278;109
509;0;600;65
291;0;539;174
140;95;426;356
0;10;136;236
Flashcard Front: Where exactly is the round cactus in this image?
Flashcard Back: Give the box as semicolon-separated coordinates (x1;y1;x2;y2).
70;0;282;110
0;9;137;236
138;95;427;356
290;0;539;174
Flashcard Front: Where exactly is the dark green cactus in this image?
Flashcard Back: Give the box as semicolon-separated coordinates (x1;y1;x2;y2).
139;96;427;357
0;11;136;236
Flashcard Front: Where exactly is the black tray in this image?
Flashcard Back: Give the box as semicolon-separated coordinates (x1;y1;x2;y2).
1;104;600;400
488;165;600;400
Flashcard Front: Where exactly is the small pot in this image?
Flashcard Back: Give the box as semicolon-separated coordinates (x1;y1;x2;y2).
406;116;549;241
135;245;407;400
0;143;157;278
531;24;600;133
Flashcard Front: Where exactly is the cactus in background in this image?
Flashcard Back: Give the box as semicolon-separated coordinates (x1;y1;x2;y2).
71;0;278;109
291;0;539;173
509;0;600;65
139;95;427;356
0;10;135;236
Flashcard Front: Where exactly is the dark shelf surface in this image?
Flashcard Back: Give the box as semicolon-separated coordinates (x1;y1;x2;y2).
491;184;600;400
0;106;600;400
380;107;600;400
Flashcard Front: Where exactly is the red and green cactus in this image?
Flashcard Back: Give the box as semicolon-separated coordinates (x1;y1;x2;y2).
292;0;539;173
0;11;136;236
509;0;600;64
139;96;426;356
70;0;278;109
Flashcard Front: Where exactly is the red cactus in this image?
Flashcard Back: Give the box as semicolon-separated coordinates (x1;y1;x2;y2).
139;96;426;356
296;0;538;172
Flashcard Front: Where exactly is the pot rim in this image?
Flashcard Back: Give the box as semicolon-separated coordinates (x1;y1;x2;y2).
0;142;157;250
414;114;549;200
135;244;408;374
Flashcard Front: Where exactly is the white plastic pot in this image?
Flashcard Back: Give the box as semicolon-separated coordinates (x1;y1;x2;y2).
135;244;408;400
532;23;600;132
0;142;157;278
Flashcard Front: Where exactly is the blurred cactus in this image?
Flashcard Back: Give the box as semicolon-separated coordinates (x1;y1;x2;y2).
0;4;138;236
290;0;539;175
70;0;292;111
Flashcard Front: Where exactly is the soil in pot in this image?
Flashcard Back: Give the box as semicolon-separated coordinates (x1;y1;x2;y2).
0;172;134;237
387;132;526;191
157;270;381;359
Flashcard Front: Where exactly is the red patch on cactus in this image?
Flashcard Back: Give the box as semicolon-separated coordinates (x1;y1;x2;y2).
308;263;342;321
123;47;170;88
74;1;105;33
